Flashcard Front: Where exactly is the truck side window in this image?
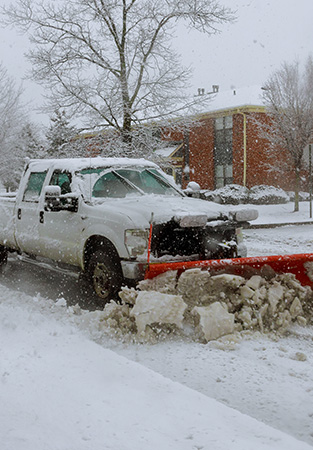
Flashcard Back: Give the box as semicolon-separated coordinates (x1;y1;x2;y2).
23;171;47;202
49;171;72;195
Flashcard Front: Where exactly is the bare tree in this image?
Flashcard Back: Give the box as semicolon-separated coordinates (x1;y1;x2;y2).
0;63;28;191
3;0;234;152
260;57;313;211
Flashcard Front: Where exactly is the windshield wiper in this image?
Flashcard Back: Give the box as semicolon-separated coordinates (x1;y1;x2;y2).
111;170;144;195
146;169;184;196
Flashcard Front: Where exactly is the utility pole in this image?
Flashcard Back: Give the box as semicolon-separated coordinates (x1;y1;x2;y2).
309;144;312;218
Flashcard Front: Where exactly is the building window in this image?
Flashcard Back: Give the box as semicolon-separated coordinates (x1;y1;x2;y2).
214;116;233;188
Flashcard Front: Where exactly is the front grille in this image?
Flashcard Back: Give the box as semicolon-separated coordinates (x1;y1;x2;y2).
151;220;237;260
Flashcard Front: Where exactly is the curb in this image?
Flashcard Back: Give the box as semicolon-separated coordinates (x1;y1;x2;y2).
248;221;313;229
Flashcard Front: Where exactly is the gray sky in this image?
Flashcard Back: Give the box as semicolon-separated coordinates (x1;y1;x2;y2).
174;0;313;94
1;0;313;125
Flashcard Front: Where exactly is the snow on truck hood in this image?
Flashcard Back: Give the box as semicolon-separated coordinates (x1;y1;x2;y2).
90;194;255;228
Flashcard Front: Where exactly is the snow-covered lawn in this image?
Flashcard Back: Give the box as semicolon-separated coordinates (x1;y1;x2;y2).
239;199;313;226
1;202;313;449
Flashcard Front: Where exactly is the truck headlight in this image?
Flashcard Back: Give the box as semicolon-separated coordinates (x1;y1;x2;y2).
125;229;149;257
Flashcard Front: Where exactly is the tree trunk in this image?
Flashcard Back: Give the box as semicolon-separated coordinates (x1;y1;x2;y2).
122;110;132;144
294;169;300;212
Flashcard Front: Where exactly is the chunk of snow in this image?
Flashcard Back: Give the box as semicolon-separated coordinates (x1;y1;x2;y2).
267;282;284;314
210;273;245;289
130;291;187;335
289;297;303;319
55;297;67;307
192;302;235;342
246;275;263;291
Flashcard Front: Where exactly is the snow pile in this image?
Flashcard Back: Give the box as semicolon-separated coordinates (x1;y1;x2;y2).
85;269;313;343
193;184;291;205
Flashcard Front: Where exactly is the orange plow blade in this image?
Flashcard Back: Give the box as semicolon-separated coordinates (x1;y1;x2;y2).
144;253;313;288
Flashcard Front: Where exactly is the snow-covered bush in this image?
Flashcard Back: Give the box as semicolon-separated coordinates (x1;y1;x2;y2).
199;184;290;205
287;191;310;202
248;185;289;204
200;189;216;201
203;184;250;205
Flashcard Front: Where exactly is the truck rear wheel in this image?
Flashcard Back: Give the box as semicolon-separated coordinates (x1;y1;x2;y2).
82;249;123;307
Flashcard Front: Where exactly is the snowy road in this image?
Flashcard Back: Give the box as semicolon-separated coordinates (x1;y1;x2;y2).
244;224;313;257
1;223;313;447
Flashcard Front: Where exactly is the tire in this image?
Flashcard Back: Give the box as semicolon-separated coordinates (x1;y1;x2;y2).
0;245;8;271
81;249;123;307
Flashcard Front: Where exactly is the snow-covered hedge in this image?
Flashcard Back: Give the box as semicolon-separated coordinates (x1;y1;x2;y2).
287;191;310;202
185;184;293;205
248;185;289;205
202;184;250;205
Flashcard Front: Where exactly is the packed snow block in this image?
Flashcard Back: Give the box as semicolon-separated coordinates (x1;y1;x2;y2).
245;275;263;291
138;270;178;294
208;274;246;309
210;273;245;289
130;291;187;335
275;310;292;331
177;269;212;307
267;281;284;315
289;297;303;319
239;285;255;300
192;302;235;342
118;286;139;305
236;306;254;329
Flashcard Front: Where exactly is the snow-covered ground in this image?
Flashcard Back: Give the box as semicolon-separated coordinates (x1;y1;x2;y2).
238;198;313;226
1;202;313;449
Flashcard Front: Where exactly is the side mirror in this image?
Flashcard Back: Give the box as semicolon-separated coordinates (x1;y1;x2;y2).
44;185;79;213
187;181;201;191
185;181;201;198
44;185;62;211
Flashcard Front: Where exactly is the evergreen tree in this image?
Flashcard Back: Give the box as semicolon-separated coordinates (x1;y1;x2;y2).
46;109;77;156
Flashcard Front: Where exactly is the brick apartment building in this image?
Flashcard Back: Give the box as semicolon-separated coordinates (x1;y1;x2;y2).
158;86;309;191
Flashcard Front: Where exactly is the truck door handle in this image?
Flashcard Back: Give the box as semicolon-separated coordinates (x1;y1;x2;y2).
17;208;21;220
39;211;44;224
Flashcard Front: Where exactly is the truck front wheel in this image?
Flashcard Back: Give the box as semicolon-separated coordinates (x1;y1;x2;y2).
0;245;8;270
83;249;123;306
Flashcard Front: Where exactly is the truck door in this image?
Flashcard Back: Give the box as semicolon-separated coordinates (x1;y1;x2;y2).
38;170;82;266
15;170;48;255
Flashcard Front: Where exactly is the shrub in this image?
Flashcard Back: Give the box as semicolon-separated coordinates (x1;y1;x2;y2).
248;185;289;204
204;184;250;205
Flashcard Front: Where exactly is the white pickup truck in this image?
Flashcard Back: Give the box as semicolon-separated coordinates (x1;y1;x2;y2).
0;157;257;305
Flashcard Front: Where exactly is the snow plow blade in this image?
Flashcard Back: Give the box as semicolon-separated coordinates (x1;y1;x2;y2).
144;253;313;288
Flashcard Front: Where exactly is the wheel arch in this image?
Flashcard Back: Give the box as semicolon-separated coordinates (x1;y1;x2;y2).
83;235;121;272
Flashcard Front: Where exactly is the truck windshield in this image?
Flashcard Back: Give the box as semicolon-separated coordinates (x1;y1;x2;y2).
79;167;182;198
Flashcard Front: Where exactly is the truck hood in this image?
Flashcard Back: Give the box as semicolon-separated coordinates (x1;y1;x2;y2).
90;194;239;228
